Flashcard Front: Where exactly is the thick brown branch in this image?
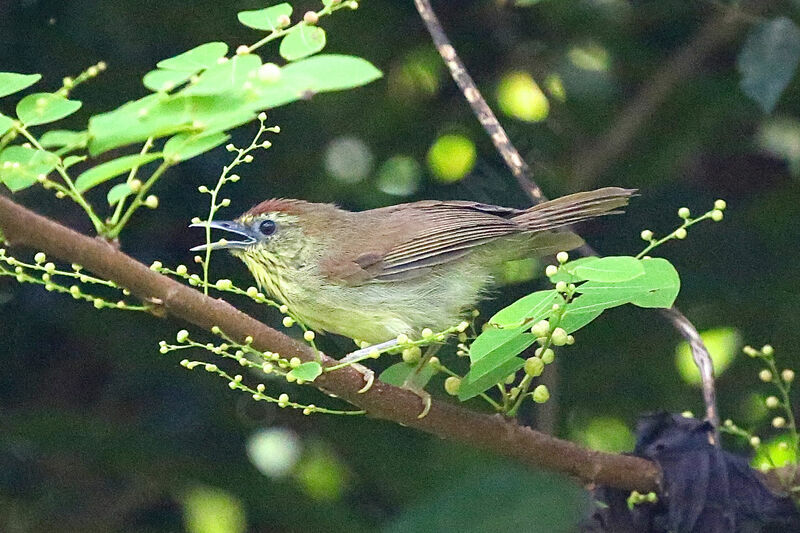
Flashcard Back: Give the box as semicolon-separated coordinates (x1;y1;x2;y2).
0;194;661;492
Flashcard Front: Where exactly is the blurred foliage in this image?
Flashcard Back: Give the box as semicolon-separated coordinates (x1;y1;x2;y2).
2;0;800;531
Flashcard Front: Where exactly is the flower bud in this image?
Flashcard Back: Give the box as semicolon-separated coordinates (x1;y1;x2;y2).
421;328;434;339
402;346;422;363
674;228;687;239
762;344;774;356
524;356;544;377
678;207;690;219
710;210;723;222
759;369;773;382
772;416;786;428
303;11;319;24
304;330;315;342
550;327;568;346
176;329;189;343
396;333;409;344
276;14;291;27
289;357;301;368
555;281;567;293
749;436;761;447
282;316;294;327
532;384;550;403
556;251;569;264
444;376;461;396
545;264;558;277
714;199;726;210
34;252;46;263
144;195;159;209
782;369;795;383
530;319;550;338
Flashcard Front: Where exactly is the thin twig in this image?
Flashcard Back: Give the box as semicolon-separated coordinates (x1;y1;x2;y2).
413;0;721;442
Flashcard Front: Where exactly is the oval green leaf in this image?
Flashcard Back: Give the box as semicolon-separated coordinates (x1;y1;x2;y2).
39;129;88;150
0;146;58;192
106;182;134;206
279;26;326;61
379;362;436;390
237;4;293;31
0;73;41;98
572;256;645;282
181;54;262;96
16;93;82;126
459;355;526;401
157;42;229;72
74;152;162;192
287;361;322;382
0;114;13;136
164;131;229;162
143;69;193;92
489;289;561;328
280;54;383;92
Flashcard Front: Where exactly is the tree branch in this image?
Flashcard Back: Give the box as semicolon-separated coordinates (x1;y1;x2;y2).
413;0;722;441
0;193;661;492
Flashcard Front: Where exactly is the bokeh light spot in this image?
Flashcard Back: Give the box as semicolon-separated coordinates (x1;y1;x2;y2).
427;133;476;182
675;327;741;385
496;71;549;122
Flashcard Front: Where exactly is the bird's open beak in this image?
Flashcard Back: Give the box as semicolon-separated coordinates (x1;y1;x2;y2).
189;220;259;252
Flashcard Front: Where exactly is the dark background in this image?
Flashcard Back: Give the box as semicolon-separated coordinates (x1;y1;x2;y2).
1;0;799;531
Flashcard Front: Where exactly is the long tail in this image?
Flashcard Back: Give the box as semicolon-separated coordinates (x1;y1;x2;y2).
511;187;637;232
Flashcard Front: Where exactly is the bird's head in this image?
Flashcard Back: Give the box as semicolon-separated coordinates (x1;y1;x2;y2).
190;199;331;287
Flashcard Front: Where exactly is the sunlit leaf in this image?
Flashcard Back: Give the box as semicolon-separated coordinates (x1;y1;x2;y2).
62;155;86;169
106;182;134;206
183;486;246;533
157;42;229;71
143;69;194;92
164;131;229;162
558;306;603;334
576;257;680;309
287;361;322;382
548;257;599;283
279;54;382;92
458;328;534;400
572;256;644;282
16;93;82;126
459;355;525;401
74;152;162;192
0;146;58;191
237;4;292;31
0;72;41;98
0;114;13;136
489;289;561;328
182;54;262;96
39;129;88;150
738;17;800;113
280;25;326;61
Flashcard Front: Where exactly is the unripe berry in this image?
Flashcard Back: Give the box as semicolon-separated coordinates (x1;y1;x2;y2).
674;228;687;239
444;376;461;396
144;195;159;209
772;416;786;428
762;344;774;356
530;319;550;338
532;384;550;403
524;356;544;377
304;330;315;342
176;329;189;343
545;264;558;277
640;229;654;240
759;369;773;382
402;346;422;363
421;328;434;339
678;207;690;219
276;14;291;27
765;396;779;408
555;281;567;293
303;11;319;24
714;199;726;210
710;210;723;222
750;436;761;447
283;316;294;327
782;369;795;383
556;251;569;264
34;252;46;263
550;327;568;346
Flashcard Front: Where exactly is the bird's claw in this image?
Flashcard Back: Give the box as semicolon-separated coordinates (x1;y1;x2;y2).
400;377;432;419
352;363;375;393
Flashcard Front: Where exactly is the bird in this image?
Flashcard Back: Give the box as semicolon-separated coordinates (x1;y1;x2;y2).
191;187;634;344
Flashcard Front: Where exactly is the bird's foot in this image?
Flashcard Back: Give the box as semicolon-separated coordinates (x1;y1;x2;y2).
352;363;375;393
401;377;432;419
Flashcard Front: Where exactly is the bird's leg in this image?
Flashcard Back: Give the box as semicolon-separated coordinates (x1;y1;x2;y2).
333;339;398;394
402;344;441;419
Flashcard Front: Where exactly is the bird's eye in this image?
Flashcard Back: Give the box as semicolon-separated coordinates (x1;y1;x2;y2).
258;219;277;236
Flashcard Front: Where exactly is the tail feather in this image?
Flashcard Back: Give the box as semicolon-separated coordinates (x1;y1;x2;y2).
512;187;637;232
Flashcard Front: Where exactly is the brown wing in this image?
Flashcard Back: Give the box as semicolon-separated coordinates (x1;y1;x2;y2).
320;201;525;284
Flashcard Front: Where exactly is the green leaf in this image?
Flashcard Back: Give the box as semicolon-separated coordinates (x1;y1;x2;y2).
74;153;162;192
287;361;322;382
0;114;13;136
280;54;382;92
572;256;645;282
181;54;262;96
558;306;603;334
459;356;525;401
156;42;229;71
106;182;134;206
143;69;194;92
280;25;326;61
738;17;800;113
62;155;86;169
576;257;680;309
164;131;229;162
0;73;41;98
548;256;599;283
237;4;293;31
489;290;560;328
16;93;82;126
0;146;58;191
39;129;88;150
380;362;436;390
457;329;535;400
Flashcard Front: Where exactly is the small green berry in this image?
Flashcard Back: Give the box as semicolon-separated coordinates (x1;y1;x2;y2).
532;384;550;403
772;416;786;428
678;207;690;219
556;251;569;264
545;265;558;277
550;327;568;346
176;329;189;343
765;396;779;408
749;436;761;447
421;328;434;339
304;330;316;342
674;228;687;239
444;376;461;396
762;344;774;356
640;229;653;241
524;356;544;377
34;252;46;263
710;210;723;222
714;199;726;210
759;369;772;382
782;369;795;383
530;319;550;338
283;316;295;327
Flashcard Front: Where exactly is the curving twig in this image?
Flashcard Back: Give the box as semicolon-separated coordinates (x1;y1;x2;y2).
413;0;721;442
